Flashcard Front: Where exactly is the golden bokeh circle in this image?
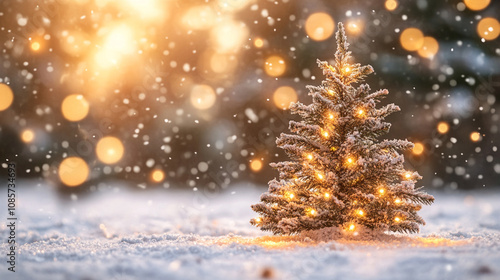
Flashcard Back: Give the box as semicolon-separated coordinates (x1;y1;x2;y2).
96;136;125;164
305;13;335;41
0;83;14;111
417;36;439;58
477;17;500;41
273;86;298;109
264;55;286;77
61;94;89;122
400;28;424;51
464;0;490;11
59;157;90;187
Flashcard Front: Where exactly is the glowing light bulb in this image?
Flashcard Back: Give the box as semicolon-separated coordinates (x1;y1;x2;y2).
395;198;402;204
349;224;355;231
324;192;330;198
309;209;316;215
323;131;329;138
395;217;401;222
358;210;364;216
317;173;324;180
255;217;261;223
329;113;334;120
328;89;334;95
357;109;365;117
344;67;351;73
287;192;295;199
347;157;353;164
379;188;385;195
306;154;313;160
405;172;412;179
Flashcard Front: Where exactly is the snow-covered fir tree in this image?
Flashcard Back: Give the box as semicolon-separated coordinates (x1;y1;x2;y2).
251;22;434;235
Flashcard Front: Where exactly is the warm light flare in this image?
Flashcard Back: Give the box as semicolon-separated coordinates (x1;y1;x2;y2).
305;13;335;41
273;86;297;109
470;131;481;142
404;172;412;179
151;169;165;182
412;142;424;155
348;224;355;231
96;136;125;164
31;41;41;51
477;17;500;41
21;129;35;143
59;157;89;187
190;84;217;110
437;122;449;134
250;159;263;172
324;192;330;198
385;0;398;11
400;28;424;51
395;198;402;204
254;38;264;48
306;154;313;160
357;210;364;216
265;55;286;77
317;173;324;180
379;188;385;195
395;217;401;222
0;83;14;111
61;94;90;122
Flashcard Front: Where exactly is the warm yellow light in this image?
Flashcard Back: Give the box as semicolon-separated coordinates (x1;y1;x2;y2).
254;38;264;48
250;159;263;172
96;136;125;164
379;188;385;195
190;84;217;110
346;20;363;36
417;36;439;59
58;157;89;187
95;25;136;69
317;173;324;180
412;142;424;155
31;41;41;51
211;19;249;53
385;0;398;11
264;55;286;77
395;217;401;222
348;224;355;231
306;154;313;160
395;198;402;204
470;131;481;142
61;94;89;122
477;17;500;41
357;108;365;117
305;13;335;41
181;5;216;30
346;157;354;165
255;217;261;223
323;131;329;138
344;67;351;73
327;89;334;95
405;172;412;179
151;169;165;182
21;129;35;143
437;122;449;134
324;192;330;198
358;210;364;216
308;208;317;216
273;86;297;109
400;28;424;51
464;0;490;11
0;83;14;111
328;113;334;120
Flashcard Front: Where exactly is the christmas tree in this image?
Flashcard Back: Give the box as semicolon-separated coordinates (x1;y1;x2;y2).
251;22;434;235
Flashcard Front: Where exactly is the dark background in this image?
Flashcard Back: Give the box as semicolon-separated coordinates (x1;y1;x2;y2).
0;0;499;194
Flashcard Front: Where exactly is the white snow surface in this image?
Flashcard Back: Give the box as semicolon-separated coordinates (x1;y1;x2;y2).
1;180;499;280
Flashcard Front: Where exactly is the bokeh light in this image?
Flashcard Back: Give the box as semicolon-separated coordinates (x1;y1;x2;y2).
264;55;286;77
346;19;364;36
190;84;217;110
470;132;481;142
385;0;398;11
437;122;449;134
182;5;215;30
94;25;136;69
61;94;89;122
254;37;264;48
305;13;335;41
31;41;41;51
151;169;165;183
412;142;424;155
417;36;439;59
58;157;90;187
273;86;298;109
96;136;125;164
477;17;500;41
21;129;35;143
400;28;424;51
464;0;490;11
250;159;263;172
0;83;14;111
211;19;249;53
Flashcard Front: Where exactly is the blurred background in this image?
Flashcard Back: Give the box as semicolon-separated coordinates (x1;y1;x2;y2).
0;0;499;195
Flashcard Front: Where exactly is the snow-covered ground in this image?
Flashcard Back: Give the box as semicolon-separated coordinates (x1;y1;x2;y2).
1;180;499;280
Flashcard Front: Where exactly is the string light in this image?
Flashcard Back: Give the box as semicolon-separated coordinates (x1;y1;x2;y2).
286;192;295;199
323;131;329;138
395;198;402;204
348;224;355;231
255;217;261;223
437;122;449;134
328;113;334;120
357;210;364;216
306;154;313;160
324;192;330;198
307;208;317;216
328;89;334;95
357;108;365;117
317;173;324;180
404;172;412;179
344;67;351;73
394;217;401;222
379;188;385;195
